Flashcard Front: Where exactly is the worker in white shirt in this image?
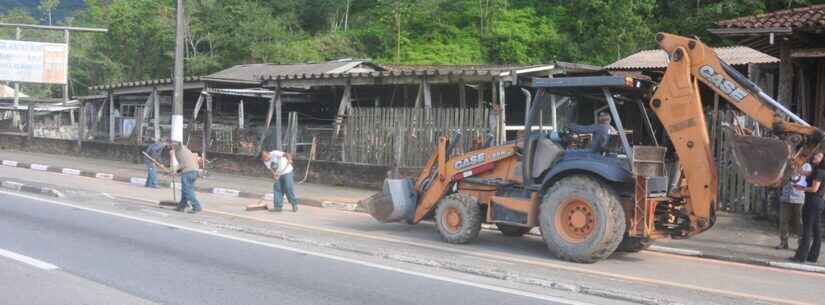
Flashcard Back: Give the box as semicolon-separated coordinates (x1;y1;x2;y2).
260;150;298;212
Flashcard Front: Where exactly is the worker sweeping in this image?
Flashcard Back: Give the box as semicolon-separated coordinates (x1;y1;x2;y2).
169;142;202;213
259;150;298;212
143;140;166;188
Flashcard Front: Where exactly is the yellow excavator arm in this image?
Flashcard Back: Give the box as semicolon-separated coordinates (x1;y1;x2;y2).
651;33;824;235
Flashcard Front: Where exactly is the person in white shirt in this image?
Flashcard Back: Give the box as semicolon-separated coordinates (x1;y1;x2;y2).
777;162;812;249
260;150;298;212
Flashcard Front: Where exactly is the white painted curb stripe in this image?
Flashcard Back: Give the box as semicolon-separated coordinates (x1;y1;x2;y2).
1;160;18;167
29;164;49;171
769;262;825;273
648;245;702;257
0;248;59;270
212;188;240;197
61;168;81;176
95;173;114;180
130;177;147;185
0;190;592;305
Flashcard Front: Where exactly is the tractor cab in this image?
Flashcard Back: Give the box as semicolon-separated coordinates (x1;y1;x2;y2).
519;75;663;192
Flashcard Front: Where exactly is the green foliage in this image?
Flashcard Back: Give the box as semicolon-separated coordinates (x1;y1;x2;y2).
4;0;825;97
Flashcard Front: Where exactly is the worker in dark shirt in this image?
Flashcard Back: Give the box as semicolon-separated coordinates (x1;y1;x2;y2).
569;111;618;153
143;140;166;188
792;152;825;263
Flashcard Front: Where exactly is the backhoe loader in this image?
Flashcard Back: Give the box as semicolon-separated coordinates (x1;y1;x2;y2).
363;33;825;263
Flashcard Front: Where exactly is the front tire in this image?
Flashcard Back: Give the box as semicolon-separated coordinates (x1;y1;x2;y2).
538;175;626;263
435;194;482;244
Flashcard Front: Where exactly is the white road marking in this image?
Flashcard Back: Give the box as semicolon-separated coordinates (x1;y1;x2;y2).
0;190;592;305
2;160;18;167
0;247;59;270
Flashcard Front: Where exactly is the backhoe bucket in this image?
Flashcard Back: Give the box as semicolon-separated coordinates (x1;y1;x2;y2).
362;178;418;223
728;133;791;187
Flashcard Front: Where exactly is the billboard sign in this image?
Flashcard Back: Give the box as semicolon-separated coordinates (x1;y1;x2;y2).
0;39;68;84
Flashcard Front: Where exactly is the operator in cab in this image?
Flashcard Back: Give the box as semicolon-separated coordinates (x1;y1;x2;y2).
569;111;618;154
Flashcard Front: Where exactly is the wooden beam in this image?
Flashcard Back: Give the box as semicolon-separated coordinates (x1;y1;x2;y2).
707;27;792;36
777;41;794;107
792;48;825;58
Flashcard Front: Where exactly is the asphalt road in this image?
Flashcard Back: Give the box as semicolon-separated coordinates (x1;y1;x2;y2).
0;193;573;305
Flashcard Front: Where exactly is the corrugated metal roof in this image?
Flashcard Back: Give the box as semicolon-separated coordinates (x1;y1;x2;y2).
203;60;382;84
717;4;825;29
606;46;778;70
89;76;202;91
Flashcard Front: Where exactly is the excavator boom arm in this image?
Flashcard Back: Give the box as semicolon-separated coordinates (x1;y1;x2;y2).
651;33;824;235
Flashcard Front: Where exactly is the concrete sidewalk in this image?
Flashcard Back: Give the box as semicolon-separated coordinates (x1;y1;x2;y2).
653;211;825;270
1;148;823;274
0;149;376;208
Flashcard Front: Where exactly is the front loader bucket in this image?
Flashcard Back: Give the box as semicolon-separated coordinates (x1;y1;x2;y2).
362;178;418;223
728;133;791;187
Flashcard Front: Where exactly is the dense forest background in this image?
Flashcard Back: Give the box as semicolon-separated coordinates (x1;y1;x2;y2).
1;0;824;96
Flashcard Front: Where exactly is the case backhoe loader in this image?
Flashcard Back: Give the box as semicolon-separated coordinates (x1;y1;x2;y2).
364;33;825;263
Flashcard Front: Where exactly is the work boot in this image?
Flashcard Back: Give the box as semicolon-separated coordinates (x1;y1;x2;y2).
174;206;186;212
187;209;201;214
291;204;298;213
776;241;789;250
270;207;283;212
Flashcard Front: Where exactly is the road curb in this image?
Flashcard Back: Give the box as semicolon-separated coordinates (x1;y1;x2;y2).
0;178;64;198
0;159;360;213
645;245;825;274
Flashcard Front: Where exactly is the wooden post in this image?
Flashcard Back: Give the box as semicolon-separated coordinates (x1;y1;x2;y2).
135;107;144;145
458;80;466;130
108;92;115;142
777;41;793;107
265;91;276;129
63;29;70;103
27;103;34;141
78;101;85;148
335;81;351;135
275;88;283;150
204;93;212;164
153;87;160;141
499;80;506;143
289;112;298;156
238;100;245;129
391;126;404;178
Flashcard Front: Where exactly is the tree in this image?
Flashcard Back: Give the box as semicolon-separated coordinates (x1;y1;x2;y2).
38;0;60;25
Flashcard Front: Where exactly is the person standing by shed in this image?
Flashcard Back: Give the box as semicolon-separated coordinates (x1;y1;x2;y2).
143;140;166;188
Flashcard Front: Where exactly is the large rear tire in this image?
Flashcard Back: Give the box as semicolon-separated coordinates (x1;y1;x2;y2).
538;175;626;263
435;194;482;244
496;223;531;237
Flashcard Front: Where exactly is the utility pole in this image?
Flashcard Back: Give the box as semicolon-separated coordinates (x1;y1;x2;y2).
171;0;185;143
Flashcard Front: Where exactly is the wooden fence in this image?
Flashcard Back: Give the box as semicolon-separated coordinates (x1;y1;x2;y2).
711;110;773;215
341;107;490;167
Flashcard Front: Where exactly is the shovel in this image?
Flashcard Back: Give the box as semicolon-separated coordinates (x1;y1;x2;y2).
727;129;792;187
143;152;182;208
